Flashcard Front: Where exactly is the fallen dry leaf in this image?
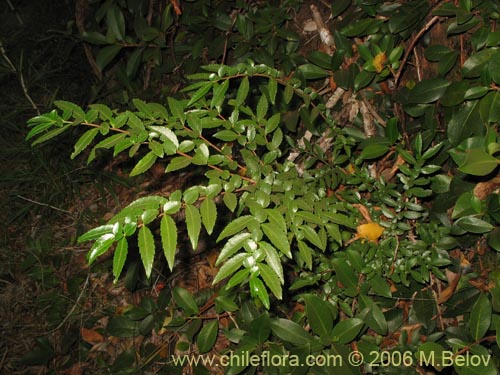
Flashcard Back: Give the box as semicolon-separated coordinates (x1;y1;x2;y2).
356;222;385;242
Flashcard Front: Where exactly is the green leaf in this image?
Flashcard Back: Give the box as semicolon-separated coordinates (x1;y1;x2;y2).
300;225;324;251
81;31;109;45
216;232;252;266
256;95;268;120
160;215;177;272
297;64;330;80
361;143;390;159
107;5;125;40
185;204;201;250
297;240;313;270
332;258;358;296
138;226;155;278
126;48;143;78
456;216;494;233
223;192;238;212
71;128;100;160
260;241;284;284
416;342;446;371
166;156;191;172
197;320;218;354
130;151;157;176
262;223;291;258
331;0;350;17
480;91;500;124
354;70;375;91
236;76;249;104
211;79;229;109
88;234;115;264
113;237;128;282
469;293;491;340
458;148;498;176
331;318;364;344
250;276;270;309
213;253;246;285
258;263;282;299
462;49;496;77
270;318;312;345
187;82;213;107
200;198;217;235
78;224;114;243
447;100;481;146
406;79;450;104
268;78;277;105
303;294;334;338
173;286;199;315
149;125;179;148
217;215;256;241
96;45;122;72
358;294;387;335
167;97;186;124
31;126;70;146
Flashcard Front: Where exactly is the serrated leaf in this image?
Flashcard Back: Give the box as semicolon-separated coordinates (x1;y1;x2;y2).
213;253;247;285
71;128;100;160
138;226;155;278
250;276;270;309
258;263;282;299
297;240;313;270
167;97;186;124
78;224;114;243
200;198;217;235
300;225;324;250
173;286;199;315
262;223;291;258
160;215;177;271
331;318;364;344
197;320;218;354
268;78;277;105
217;215;255;241
88;234;115;264
260;241;284;284
187;82;213;107
256;95;268;120
469;293;491;340
185;204;201;250
236;76;250;104
303;294;334;338
31;126;70;146
223;192;238;212
130;151;157;176
211;79;229;109
113;237;128;282
216;232;252;266
166;156;191;173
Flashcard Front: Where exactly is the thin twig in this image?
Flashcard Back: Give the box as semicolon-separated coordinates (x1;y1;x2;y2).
17;195;73;215
0;40;40;114
46;273;90;334
394;16;440;85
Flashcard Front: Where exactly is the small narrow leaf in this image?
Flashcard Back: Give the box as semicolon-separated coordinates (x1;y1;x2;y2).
217;215;255;241
262;223;291;258
200;198;217;235
160;215;177;271
258;263;282;299
216;232;252;266
138;226;155;278
113;237;128;282
236;76;250;104
213;253;246;284
130;151;157;176
166;156;191;172
185;204;201;250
